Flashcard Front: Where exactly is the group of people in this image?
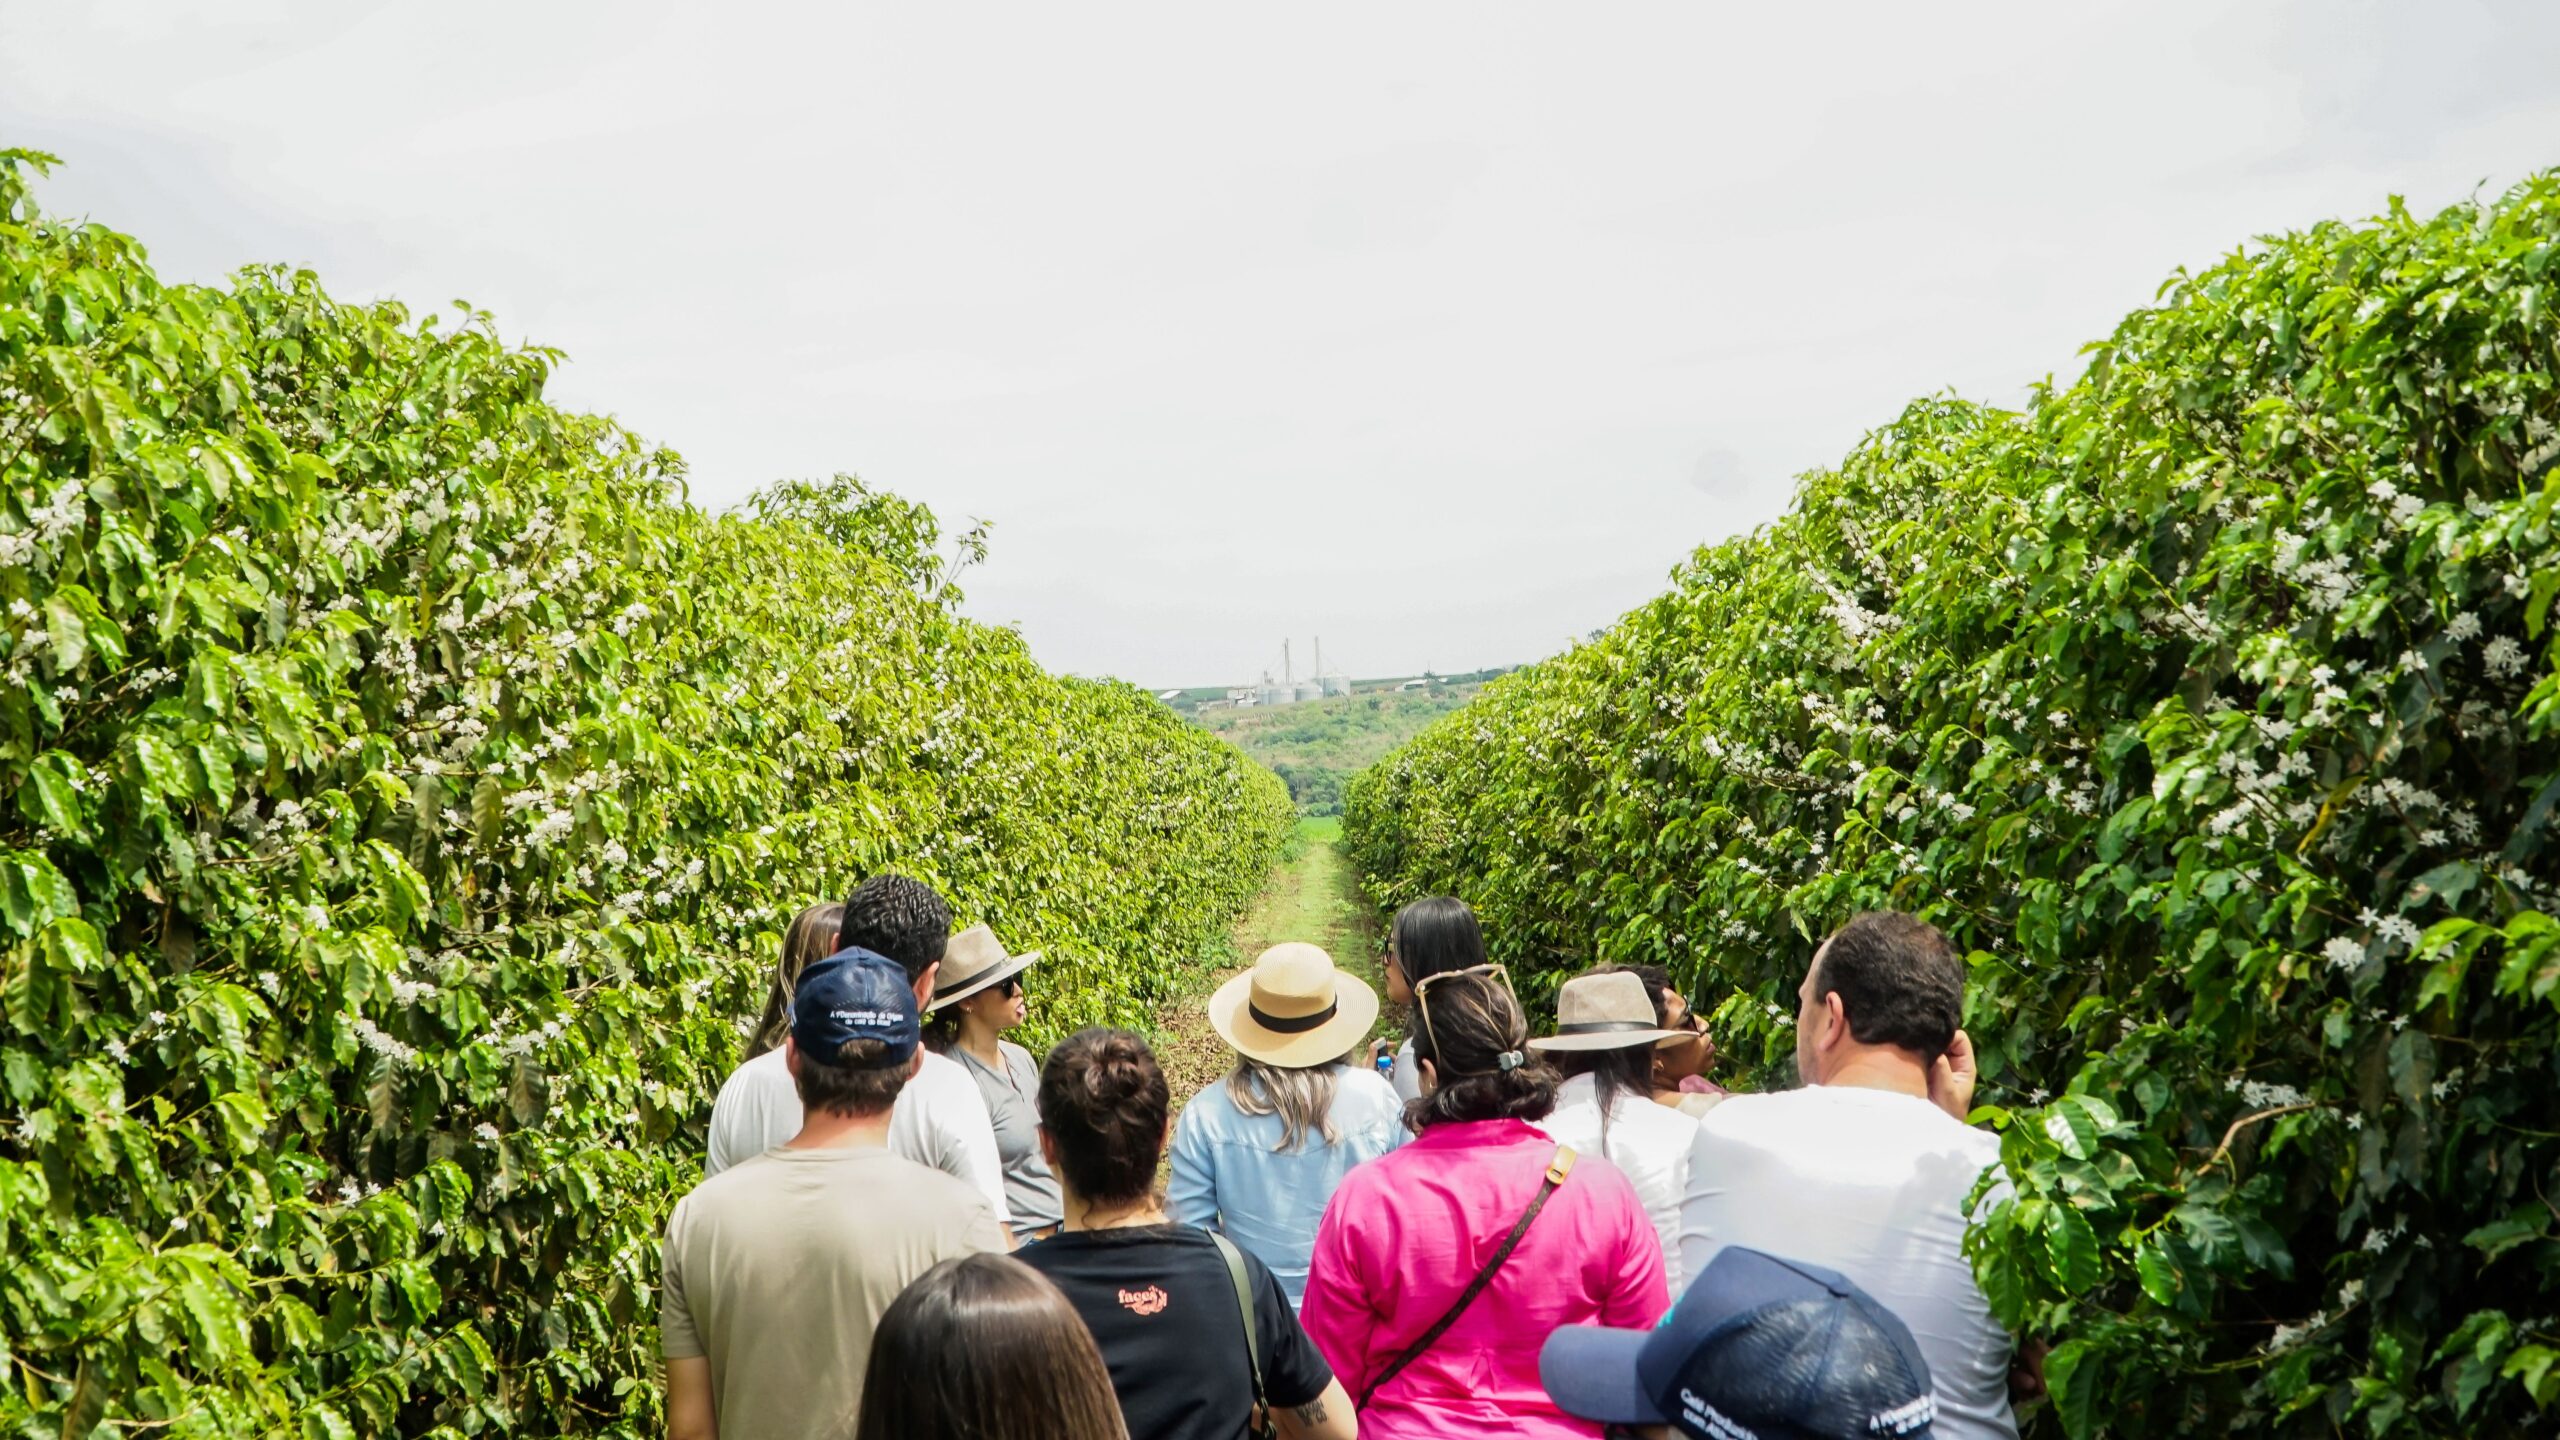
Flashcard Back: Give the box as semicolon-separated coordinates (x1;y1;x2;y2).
661;875;2025;1440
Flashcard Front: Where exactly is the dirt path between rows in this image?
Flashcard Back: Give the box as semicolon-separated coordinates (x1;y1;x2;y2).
1153;816;1390;1113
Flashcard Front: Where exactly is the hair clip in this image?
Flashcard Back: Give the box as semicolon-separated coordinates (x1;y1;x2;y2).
1496;1049;1526;1072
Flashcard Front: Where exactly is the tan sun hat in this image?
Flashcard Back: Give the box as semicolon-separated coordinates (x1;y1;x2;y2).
1528;971;1685;1052
930;925;1042;1010
1208;942;1381;1068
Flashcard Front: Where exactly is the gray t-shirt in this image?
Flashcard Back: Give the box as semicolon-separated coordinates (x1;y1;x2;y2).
661;1144;1006;1440
954;1040;1065;1235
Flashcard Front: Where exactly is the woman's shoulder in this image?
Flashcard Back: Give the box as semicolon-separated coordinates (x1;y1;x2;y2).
1543;1139;1648;1205
1335;1065;1404;1112
1607;1091;1703;1142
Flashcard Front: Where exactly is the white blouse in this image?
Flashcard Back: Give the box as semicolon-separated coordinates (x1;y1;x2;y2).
1534;1071;1700;1293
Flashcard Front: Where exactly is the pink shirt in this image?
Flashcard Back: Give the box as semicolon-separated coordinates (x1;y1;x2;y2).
1301;1117;1669;1439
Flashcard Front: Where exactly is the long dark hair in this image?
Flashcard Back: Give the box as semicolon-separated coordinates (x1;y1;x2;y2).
1390;896;1484;990
1409;971;1558;1129
854;1253;1128;1440
922;1004;963;1055
1550;1045;1653;1162
1036;1028;1168;1206
746;902;846;1060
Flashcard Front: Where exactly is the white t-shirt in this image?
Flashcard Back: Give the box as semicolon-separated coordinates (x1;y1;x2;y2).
1680;1085;2016;1440
1535;1072;1699;1293
705;1047;1012;1228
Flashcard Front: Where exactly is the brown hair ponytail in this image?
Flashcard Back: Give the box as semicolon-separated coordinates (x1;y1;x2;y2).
1409;971;1559;1129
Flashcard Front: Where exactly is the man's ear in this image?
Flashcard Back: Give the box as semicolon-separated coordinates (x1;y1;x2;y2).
905;1048;925;1079
911;961;939;1009
785;1036;801;1079
1821;991;1849;1051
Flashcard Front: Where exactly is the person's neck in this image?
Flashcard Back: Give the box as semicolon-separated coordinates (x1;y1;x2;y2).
1814;1049;1932;1100
958;1020;1004;1068
1059;1189;1167;1233
785;1107;895;1151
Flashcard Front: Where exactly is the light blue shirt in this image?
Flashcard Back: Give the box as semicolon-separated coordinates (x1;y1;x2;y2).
1168;1066;1408;1308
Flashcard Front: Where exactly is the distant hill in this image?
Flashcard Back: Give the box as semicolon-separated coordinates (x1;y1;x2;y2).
1185;677;1498;815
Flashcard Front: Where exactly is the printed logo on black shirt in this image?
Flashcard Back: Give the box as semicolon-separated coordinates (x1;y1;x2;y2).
1117;1284;1170;1316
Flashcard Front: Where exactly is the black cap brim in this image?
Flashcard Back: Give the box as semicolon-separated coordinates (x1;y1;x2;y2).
1539;1325;1664;1426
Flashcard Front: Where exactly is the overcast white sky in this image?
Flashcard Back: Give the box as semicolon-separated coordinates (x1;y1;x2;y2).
4;3;2556;686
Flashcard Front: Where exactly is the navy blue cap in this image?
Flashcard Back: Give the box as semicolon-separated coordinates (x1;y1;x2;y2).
1541;1247;1936;1440
790;947;921;1066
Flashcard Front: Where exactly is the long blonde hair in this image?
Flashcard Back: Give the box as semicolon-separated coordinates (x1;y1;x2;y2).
1224;1055;1344;1152
746;902;846;1060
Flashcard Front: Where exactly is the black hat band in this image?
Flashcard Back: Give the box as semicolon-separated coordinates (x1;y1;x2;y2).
1248;998;1341;1034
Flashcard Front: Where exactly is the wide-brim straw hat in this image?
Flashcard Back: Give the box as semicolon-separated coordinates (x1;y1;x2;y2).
1528;971;1685;1052
1208;942;1381;1068
930;925;1043;1010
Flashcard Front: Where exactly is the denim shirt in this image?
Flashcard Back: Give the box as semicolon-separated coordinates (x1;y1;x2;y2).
1168;1066;1408;1308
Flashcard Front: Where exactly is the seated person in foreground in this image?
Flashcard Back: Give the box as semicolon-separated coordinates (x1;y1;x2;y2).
1677;911;2016;1440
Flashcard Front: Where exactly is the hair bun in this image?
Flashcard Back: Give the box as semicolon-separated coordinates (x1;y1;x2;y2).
1038;1028;1171;1207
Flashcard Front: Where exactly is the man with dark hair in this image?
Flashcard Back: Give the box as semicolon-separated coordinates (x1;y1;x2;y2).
704;875;1011;1232
832;872;952;976
663;948;1005;1440
1677;911;2017;1440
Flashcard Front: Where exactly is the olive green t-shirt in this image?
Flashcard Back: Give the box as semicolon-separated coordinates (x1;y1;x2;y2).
660;1144;1006;1440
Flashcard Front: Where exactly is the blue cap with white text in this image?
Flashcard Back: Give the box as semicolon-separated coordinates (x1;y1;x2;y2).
789;947;921;1066
1540;1247;1937;1440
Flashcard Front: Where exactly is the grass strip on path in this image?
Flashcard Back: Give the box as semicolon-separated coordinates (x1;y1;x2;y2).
1153;816;1388;1115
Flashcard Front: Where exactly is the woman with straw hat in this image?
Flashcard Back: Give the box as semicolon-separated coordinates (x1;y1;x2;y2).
928;925;1065;1242
1169;943;1405;1309
1528;969;1702;1291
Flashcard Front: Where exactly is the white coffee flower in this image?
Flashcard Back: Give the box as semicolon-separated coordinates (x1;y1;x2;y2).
2483;636;2529;677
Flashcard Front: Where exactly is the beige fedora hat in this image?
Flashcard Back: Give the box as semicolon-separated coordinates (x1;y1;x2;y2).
1528;971;1684;1052
1208;943;1381;1068
929;925;1042;1010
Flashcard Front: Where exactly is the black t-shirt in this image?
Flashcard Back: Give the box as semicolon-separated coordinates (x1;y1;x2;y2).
1019;1224;1333;1440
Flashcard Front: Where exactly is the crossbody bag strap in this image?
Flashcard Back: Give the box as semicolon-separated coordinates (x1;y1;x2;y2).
1358;1145;1577;1411
1209;1233;1276;1440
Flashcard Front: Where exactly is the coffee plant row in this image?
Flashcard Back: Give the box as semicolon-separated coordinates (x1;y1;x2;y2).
0;148;1293;1439
1346;176;2560;1436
